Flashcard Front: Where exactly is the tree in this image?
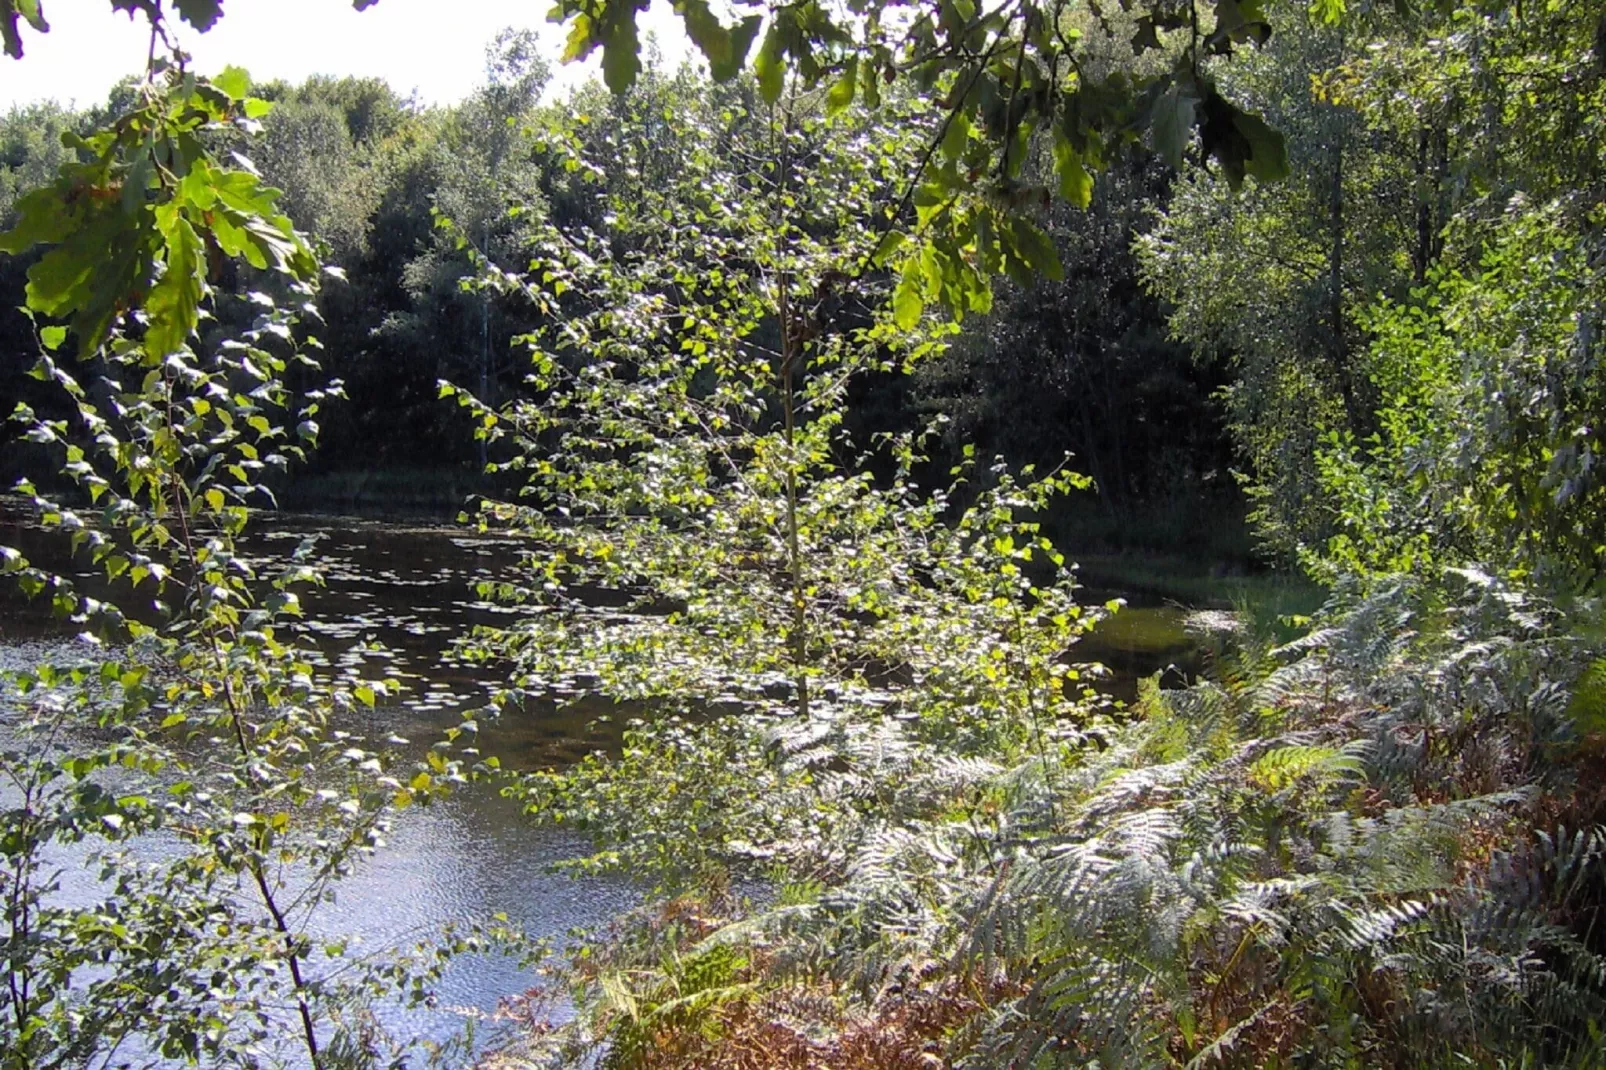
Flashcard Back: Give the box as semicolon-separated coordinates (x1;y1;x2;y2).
915;149;1236;553
432;65;1606;1070
1309;204;1606;585
1139;0;1606;576
0;37;503;1070
0;102;83;484
251;90;378;262
387;28;549;466
1135;10;1427;562
444;66;1108;868
1;0;1298;333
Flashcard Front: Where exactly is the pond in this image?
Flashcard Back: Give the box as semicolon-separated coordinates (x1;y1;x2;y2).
0;507;1221;1058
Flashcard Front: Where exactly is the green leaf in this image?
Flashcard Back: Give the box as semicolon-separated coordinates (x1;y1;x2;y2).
1230;106;1290;184
0;0;47;60
678;0;728;63
210;211;259;267
211;169;284;217
754;25;785;105
0;186;73;253
722;16;763;81
145;210;206;358
1006;218;1062;281
1150;84;1197;169
173;0;223;32
23;199;152;356
213;65;251;101
601;11;642;94
941;108;972;161
561;12;597;63
677;0;759;82
39;324;65;351
892;261;924;329
826;56;858;116
179;162;218;211
871;230;905;268
1308;0;1345;23
122;154;154;214
1053;130;1092;208
204;488;224;512
1212;0;1271;48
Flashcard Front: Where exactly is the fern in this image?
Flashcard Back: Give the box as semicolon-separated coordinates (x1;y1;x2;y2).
508;572;1606;1068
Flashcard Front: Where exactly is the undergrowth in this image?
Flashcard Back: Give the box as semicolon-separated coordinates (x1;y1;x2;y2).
490;569;1606;1068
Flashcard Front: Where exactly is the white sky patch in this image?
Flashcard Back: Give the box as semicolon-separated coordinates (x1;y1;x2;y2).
0;0;694;111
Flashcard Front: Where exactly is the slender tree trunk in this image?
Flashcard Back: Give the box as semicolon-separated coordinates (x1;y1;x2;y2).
1101;350;1129;510
1432;124;1450;267
168;464;321;1069
1066;311;1119;522
1074;391;1115;521
1413;126;1433;287
779;282;810;720
479;227;491;473
1412;120;1450;287
1328;110;1356;420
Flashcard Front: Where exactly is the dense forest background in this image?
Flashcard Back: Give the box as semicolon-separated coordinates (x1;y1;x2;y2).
0;30;1244;562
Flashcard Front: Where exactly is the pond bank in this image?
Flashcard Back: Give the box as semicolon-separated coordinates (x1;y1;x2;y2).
0;505;1290;1059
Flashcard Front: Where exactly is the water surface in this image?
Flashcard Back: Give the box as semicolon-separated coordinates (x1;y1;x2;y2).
0;510;635;1057
0;506;1218;1058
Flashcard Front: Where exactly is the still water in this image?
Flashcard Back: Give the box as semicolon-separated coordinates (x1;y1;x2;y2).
0;508;1212;1058
0;512;643;1057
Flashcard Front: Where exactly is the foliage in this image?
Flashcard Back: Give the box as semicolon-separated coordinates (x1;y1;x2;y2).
249;87;386;262
8;0;1299;348
915;148;1235;544
0;37;1260;522
505;573;1606;1068
0;37;508;1070
447;72;1112;877
0;64;315;361
0;102;77;225
954;572;1606;1067
373;29;551;452
1286;0;1606;586
1141;0;1606;577
547;0;1294;215
1309;203;1606;586
7;2;1606;1068
1135;9;1421;563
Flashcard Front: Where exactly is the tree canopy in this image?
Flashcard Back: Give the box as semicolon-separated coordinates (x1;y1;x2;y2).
0;0;1301;358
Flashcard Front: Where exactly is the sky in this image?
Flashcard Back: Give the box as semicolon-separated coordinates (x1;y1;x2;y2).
0;0;694;110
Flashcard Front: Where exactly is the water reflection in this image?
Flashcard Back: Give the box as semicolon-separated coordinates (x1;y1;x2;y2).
0;508;636;1058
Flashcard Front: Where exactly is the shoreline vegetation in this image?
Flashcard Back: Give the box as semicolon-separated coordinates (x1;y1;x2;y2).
5;0;1606;1066
269;486;1331;627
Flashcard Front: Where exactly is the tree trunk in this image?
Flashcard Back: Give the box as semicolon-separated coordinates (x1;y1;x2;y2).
1328;109;1355;420
779;282;810;720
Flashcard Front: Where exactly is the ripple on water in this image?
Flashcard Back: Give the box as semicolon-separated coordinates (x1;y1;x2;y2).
0;513;637;1062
